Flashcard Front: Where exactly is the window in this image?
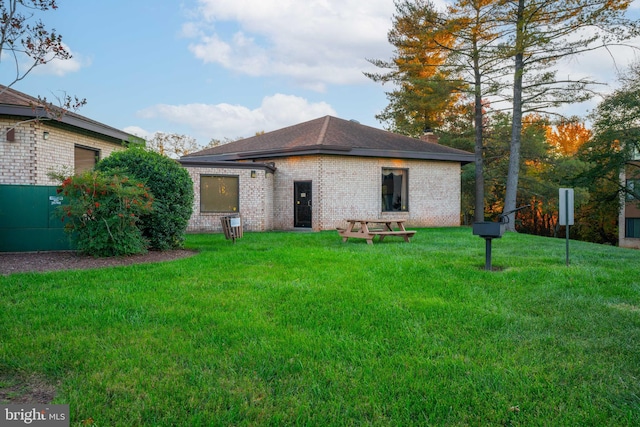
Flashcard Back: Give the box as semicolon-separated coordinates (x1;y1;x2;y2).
75;145;99;173
201;175;239;212
382;168;408;212
626;218;640;238
626;179;640;201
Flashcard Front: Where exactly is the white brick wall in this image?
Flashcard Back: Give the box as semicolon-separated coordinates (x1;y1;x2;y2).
182;155;462;233
183;165;274;233
0;117;125;185
269;155;461;230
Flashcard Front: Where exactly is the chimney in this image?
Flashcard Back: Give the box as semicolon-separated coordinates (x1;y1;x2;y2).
420;130;439;144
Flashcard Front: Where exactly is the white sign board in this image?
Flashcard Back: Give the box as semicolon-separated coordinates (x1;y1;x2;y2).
559;188;574;226
230;217;241;227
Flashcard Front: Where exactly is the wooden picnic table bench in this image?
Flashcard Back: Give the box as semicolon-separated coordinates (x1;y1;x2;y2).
337;219;416;244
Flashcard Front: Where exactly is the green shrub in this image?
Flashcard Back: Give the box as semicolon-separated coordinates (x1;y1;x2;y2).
55;171;153;257
96;148;194;250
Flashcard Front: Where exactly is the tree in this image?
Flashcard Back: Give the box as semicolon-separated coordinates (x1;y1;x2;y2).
501;0;637;230
366;0;462;136
579;61;640;204
146;132;200;159
1;1;70;92
52;171;153;257
446;0;512;222
0;1;86;131
368;0;509;222
96;149;194;250
546;118;592;157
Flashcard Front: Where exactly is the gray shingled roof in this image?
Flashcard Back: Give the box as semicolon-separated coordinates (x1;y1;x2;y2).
182;116;474;163
0;85;137;143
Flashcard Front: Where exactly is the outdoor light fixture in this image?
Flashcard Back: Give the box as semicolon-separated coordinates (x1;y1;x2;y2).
251;170;256;178
43;131;49;140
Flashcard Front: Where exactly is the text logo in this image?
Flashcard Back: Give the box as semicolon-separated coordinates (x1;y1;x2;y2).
1;405;69;427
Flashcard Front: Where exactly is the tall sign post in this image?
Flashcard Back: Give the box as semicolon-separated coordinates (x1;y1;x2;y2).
559;188;574;266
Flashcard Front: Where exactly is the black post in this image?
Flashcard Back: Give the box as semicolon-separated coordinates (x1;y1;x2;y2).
485;238;492;271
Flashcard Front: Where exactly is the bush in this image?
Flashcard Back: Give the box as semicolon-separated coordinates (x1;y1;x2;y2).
55;171;153;257
96;148;194;250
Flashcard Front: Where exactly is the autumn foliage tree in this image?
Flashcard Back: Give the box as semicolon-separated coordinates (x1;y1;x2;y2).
546;118;592;157
501;0;636;230
371;0;637;228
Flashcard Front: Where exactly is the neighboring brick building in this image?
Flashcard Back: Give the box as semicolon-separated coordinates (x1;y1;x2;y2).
180;116;474;232
0;85;137;185
0;85;140;252
620;160;640;249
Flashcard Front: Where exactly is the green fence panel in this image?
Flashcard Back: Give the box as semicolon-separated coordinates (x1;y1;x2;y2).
0;184;74;252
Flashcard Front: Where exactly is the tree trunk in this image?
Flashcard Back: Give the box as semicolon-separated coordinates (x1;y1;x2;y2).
473;48;485;223
504;0;525;232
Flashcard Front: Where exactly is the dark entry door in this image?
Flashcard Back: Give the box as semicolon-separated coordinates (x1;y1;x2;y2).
294;181;312;228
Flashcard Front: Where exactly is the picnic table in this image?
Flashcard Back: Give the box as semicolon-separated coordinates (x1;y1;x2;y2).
337;219;417;244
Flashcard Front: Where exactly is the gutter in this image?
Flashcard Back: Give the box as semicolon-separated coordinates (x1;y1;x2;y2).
0;104;136;143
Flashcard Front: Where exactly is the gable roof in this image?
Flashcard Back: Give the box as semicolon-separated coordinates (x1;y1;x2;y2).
182;116;474;164
0;85;138;144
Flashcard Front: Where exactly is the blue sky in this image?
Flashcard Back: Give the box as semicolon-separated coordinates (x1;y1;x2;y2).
5;0;640;147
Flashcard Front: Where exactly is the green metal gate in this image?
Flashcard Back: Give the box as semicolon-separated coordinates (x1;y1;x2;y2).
0;184;74;252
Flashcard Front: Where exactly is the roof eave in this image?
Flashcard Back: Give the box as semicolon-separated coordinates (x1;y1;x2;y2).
0;104;135;143
179;159;277;173
185;147;474;164
349;148;475;164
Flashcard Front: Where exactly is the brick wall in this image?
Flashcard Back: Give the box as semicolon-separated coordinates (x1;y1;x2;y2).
619;164;640;249
620;200;640;248
183;165;274;233
0;117;125;185
270;155;462;231
182;155;462;233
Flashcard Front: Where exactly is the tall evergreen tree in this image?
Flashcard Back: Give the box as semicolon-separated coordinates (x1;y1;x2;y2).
366;0;461;136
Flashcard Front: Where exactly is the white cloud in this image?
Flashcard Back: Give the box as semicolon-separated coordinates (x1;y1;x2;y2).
184;0;399;90
136;93;336;142
32;43;88;77
123;126;152;140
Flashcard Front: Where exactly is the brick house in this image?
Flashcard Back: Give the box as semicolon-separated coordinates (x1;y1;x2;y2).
180;116;474;232
0;85;139;252
619;159;640;249
0;85;137;186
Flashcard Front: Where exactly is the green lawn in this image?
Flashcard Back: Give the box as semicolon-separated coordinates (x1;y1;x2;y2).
1;228;639;426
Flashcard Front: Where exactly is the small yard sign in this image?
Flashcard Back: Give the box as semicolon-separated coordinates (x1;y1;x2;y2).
559;188;574;266
559;188;574;226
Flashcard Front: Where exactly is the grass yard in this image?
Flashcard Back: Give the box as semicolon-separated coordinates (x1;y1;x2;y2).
1;228;639;426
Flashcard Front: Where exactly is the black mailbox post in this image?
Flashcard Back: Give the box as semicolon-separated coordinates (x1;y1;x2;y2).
473;205;529;271
473;221;506;271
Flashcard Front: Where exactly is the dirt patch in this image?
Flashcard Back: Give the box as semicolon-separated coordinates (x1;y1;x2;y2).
0;375;58;404
0;249;198;275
